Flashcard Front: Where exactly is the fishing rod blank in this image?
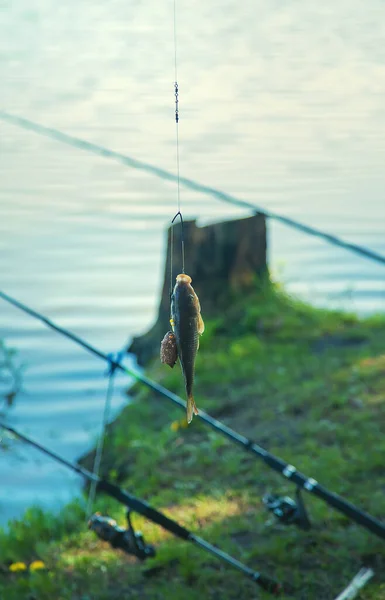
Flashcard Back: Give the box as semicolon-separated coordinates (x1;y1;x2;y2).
1;289;385;542
1;110;384;268
0;422;281;594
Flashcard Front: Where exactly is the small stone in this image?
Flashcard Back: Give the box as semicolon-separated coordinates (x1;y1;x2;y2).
350;397;364;409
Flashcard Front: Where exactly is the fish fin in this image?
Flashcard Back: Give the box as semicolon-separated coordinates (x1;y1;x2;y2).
198;314;205;335
186;395;199;424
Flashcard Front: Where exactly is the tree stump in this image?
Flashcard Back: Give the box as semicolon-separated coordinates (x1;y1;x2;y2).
128;214;267;366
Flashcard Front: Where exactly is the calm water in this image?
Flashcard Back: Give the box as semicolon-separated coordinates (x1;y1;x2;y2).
1;0;385;526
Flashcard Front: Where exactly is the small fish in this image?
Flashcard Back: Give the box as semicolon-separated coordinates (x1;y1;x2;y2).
170;273;204;423
160;331;178;368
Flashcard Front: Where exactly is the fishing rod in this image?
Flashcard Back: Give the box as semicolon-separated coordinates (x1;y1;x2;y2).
0;422;281;594
1;110;385;268
1;289;385;542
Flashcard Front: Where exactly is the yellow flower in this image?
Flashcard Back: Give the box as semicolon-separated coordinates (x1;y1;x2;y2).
170;417;189;432
9;562;27;572
30;560;46;571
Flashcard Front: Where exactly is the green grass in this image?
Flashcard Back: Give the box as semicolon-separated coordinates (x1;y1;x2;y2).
1;280;385;599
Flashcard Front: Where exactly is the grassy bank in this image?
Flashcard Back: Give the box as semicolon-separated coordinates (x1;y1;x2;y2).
1;281;385;599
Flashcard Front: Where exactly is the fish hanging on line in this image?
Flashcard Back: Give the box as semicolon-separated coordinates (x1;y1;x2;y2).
171;274;205;423
161;273;204;424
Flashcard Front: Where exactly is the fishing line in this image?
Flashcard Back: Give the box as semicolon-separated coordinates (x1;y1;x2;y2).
1;110;385;269
169;0;186;288
169;223;174;297
173;0;181;215
86;352;122;520
2;288;385;542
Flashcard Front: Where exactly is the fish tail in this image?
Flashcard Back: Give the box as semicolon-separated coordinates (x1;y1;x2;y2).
186;395;199;424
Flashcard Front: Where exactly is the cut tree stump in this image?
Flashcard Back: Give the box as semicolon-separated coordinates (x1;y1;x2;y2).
128;214;267;366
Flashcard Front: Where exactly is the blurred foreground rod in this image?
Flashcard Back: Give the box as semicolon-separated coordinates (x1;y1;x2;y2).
0;422;281;595
1;289;385;542
0;110;385;267
334;567;374;600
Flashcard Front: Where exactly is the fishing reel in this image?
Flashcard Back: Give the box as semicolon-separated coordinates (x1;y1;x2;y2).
88;509;156;560
263;488;311;531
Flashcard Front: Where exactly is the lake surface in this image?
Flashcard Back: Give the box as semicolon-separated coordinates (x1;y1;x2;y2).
1;0;385;526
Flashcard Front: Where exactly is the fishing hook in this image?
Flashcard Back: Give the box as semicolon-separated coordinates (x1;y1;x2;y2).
171;210;185;275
